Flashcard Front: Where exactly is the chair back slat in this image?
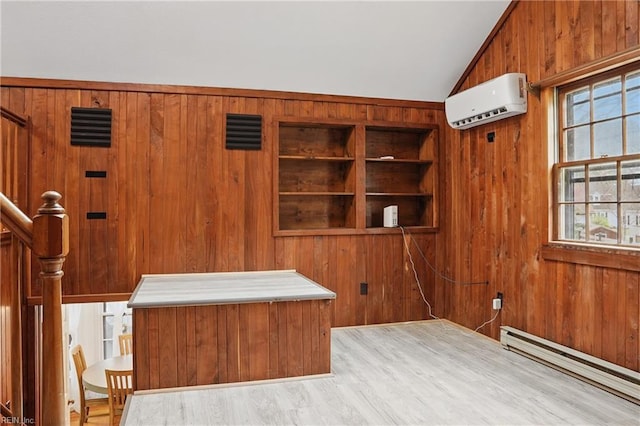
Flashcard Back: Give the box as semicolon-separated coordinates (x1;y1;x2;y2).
118;333;133;356
105;368;133;425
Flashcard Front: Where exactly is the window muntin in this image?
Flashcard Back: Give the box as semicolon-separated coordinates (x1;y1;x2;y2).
555;64;640;248
102;302;132;359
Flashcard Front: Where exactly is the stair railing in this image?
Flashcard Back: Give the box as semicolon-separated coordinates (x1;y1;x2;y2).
1;191;69;425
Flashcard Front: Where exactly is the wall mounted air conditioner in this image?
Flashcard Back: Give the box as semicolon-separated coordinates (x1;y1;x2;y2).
445;73;527;130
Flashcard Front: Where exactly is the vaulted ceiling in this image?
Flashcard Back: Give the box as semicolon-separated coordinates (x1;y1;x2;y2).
1;1;510;102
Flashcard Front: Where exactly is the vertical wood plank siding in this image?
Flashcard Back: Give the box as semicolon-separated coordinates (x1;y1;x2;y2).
132;299;333;390
441;0;639;371
0;84;443;328
0;93;30;410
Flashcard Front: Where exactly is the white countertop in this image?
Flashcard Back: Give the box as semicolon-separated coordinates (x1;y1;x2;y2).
127;270;336;308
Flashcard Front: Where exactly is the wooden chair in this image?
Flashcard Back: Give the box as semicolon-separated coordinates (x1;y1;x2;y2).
118;333;133;356
105;368;133;426
70;345;109;425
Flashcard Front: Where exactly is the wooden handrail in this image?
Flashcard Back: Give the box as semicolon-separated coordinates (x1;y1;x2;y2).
0;107;27;128
0;401;12;417
0;192;33;247
1;191;68;424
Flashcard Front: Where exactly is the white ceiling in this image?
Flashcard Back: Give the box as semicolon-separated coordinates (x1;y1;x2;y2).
0;1;510;102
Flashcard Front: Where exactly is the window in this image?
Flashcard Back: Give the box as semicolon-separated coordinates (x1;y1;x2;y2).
554;63;640;247
102;302;132;358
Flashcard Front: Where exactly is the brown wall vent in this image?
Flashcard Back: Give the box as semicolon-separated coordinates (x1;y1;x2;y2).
225;114;262;150
71;107;112;147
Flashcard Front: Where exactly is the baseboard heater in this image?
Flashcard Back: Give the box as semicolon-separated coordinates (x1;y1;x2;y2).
500;326;640;404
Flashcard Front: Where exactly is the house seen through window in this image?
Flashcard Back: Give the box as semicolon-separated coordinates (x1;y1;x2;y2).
555;62;640;247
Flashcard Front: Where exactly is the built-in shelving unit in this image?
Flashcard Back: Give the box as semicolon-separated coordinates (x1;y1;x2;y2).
277;123;356;231
275;119;438;235
365;126;437;229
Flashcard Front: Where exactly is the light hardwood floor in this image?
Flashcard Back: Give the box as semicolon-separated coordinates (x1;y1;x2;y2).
123;320;639;425
69;406;110;425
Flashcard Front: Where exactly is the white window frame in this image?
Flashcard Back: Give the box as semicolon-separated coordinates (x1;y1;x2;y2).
552;62;640;249
102;302;132;358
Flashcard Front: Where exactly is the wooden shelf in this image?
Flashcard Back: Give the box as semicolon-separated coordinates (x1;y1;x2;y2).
364;126;438;229
363;226;438;235
275;226;438;237
280;192;355;196
280;155;355;161
365;158;432;164
365;126;436;160
366;193;432;197
278;124;354;158
279;194;355;231
366;194;433;228
275;120;439;234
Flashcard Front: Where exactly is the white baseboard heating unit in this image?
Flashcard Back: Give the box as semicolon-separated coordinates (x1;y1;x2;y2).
500;326;640;404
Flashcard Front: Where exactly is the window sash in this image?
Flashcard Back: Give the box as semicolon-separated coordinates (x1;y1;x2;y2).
558;64;640;163
554;154;640;247
554;62;640;248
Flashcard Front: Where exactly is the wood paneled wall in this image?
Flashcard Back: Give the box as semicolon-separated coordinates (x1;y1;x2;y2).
0;107;30;414
0;83;444;327
7;0;636;374
441;0;639;371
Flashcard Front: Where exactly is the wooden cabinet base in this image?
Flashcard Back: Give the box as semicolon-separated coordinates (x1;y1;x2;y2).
132;299;333;391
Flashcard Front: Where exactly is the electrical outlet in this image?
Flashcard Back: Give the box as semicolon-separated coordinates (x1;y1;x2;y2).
493;292;503;310
492;298;502;310
360;282;368;295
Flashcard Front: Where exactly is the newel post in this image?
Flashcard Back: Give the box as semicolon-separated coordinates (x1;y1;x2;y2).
32;191;69;425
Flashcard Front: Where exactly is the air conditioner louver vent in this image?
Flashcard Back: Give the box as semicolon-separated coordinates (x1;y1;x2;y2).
71;107;112;147
226;114;262;150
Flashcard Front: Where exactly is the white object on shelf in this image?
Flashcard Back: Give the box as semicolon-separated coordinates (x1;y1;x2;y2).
383;205;398;227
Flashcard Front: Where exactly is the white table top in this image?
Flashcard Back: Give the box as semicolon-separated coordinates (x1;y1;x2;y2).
128;270;336;308
83;354;133;394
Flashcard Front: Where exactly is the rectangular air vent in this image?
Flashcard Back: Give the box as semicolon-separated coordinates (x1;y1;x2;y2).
226;114;262;150
71;107;112;147
86;212;107;220
85;170;107;178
